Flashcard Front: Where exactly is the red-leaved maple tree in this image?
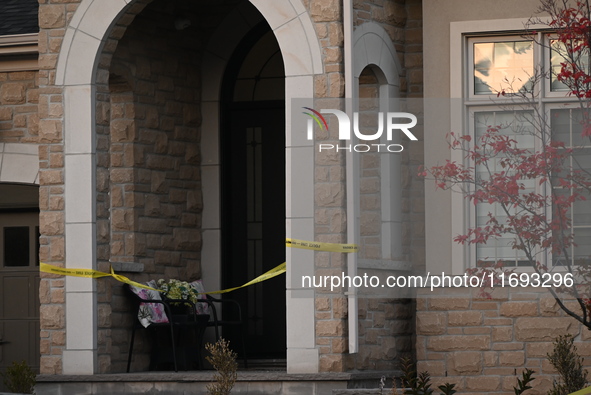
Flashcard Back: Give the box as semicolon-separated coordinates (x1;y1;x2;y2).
421;0;591;329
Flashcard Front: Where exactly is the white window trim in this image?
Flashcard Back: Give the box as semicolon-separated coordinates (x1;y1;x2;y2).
449;18;553;274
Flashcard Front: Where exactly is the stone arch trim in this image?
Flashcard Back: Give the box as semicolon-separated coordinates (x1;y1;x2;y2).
353;22;404;262
0;144;39;185
57;0;322;374
250;0;323;76
56;0;322;85
353;22;403;84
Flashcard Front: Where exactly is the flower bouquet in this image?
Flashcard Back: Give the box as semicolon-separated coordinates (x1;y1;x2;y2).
157;279;200;310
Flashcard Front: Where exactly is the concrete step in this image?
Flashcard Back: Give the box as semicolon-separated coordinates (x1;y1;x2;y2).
333;389;409;394
36;370;402;395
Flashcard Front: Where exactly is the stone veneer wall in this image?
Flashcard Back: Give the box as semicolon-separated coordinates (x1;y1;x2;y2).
311;0;422;372
37;0;83;374
358;67;382;261
417;288;591;394
97;1;203;372
353;0;423;97
36;0;424;374
0;70;39;143
353;0;425;272
353;68;414;370
310;0;347;371
37;0;205;373
353;0;425;269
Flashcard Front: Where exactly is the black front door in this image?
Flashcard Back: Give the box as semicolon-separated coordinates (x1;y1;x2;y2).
221;103;286;359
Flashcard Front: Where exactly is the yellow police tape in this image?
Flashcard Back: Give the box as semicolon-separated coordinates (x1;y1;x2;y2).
40;262;160;291
39;239;358;294
206;262;286;295
570;387;591;395
286;238;358;253
40;261;285;294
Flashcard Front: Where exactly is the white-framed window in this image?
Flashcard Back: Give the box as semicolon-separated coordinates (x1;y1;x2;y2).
450;20;591;272
470;107;537;268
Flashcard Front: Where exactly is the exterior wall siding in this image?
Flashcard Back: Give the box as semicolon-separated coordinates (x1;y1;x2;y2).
34;0;422;375
102;2;203;371
25;0;591;388
311;0;422;372
311;0;349;371
417;288;591;394
37;0;83;374
0;70;39;143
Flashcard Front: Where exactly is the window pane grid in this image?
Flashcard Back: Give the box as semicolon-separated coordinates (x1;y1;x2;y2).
473;110;535;267
550;108;591;266
467;35;591;269
550;39;591;92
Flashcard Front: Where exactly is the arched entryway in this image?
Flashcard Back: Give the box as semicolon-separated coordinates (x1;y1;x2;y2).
220;21;286;362
54;0;322;374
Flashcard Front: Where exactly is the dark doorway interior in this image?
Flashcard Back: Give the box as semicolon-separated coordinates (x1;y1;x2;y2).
221;22;286;360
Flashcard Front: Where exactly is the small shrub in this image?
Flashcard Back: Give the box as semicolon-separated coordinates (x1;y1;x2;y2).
514;368;535;395
394;357;455;395
393;358;532;395
547;334;588;395
1;360;36;394
437;383;457;395
398;356;431;394
205;338;238;395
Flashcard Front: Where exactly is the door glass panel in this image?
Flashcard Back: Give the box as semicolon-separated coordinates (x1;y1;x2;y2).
246;126;264;336
35;226;40;266
4;227;29;267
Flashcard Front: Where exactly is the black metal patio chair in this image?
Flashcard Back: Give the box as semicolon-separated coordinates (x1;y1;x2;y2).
200;294;248;368
124;284;209;372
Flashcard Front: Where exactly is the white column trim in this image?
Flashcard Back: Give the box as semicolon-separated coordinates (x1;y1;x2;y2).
56;0;124;376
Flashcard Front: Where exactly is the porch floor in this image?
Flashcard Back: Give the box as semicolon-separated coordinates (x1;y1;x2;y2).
36;369;400;395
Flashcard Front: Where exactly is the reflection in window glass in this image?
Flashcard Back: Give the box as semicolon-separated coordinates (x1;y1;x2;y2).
474;41;534;95
4;227;29;267
550;40;591;92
